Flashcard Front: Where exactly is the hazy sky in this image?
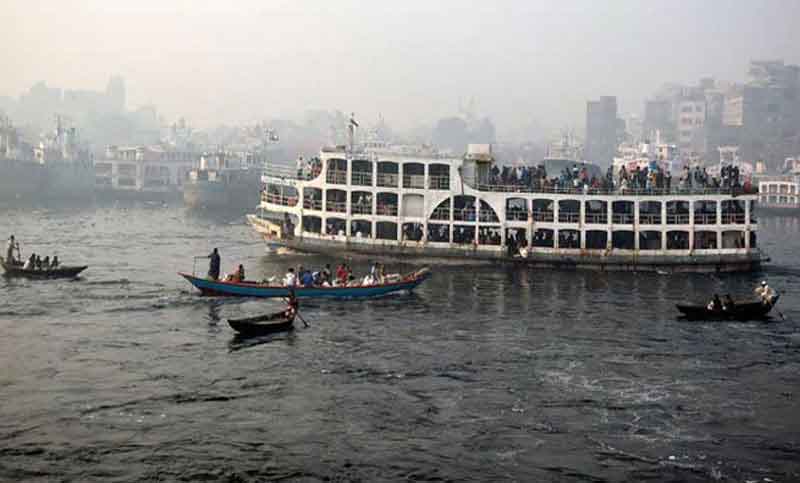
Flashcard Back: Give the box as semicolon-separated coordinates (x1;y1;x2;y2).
2;0;798;139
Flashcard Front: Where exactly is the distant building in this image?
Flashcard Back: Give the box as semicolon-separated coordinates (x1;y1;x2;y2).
585;96;621;167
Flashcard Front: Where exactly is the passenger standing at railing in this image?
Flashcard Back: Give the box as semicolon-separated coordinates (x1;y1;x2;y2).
296;155;304;178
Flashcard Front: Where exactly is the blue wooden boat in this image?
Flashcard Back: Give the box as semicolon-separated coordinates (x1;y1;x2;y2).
179;267;430;299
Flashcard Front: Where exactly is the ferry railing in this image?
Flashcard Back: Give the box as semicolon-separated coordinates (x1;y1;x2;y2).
351;204;372;215
532;211;554;222
263;193;298;206
453;209;477;222
666;214;691;224
376;204;398;216
693;213;718;225
584;213;608;224
430;207;450;220
326;201;347;213
326;170;348;185
506;210;529;221
403;174;426;189
303;199;323;210
264;163;321;181
558;212;580;223
721;213;746;224
428;176;450;190
377;173;399;188
351;172;373;186
639;214;662;224
465;179;757;197
611;213;634;224
479;210;500;223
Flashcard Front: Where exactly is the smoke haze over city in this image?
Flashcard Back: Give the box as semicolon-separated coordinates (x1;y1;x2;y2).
2;0;799;139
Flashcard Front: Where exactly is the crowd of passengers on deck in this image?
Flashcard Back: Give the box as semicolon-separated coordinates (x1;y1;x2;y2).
487;162;752;194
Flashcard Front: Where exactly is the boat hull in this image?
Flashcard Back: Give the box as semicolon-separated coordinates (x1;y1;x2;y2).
1;260;87;279
179;269;430;298
676;296;779;320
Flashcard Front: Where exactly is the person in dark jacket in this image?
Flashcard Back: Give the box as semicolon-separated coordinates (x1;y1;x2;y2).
207;248;221;280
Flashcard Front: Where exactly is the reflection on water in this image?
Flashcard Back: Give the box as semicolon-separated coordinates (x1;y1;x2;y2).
0;203;798;481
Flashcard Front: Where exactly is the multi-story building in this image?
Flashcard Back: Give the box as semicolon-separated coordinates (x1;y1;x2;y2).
585;96;621;167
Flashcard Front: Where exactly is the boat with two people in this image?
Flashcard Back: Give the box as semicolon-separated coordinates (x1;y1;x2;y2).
676;281;781;321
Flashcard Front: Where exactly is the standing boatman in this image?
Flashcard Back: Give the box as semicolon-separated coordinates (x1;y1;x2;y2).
6;235;18;264
207;248;221;281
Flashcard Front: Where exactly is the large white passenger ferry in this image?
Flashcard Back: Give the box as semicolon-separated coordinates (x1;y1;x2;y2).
248;143;765;272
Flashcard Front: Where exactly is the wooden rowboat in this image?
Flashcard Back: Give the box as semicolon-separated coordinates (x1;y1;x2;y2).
227;311;295;336
1;259;87;279
180;267;430;299
676;295;779;321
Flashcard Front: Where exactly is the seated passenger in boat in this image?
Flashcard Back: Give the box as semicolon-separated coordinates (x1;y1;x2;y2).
23;253;35;270
6;235;18;264
755;281;776;304
336;263;348;285
35;255;43;270
228;264;245;282
50;256;59;269
321;264;332;285
707;294;722;312
284;268;297;287
42;256;50;269
300;268;314;287
723;294;736;312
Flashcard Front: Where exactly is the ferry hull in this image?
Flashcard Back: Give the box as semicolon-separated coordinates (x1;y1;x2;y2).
262;236;764;273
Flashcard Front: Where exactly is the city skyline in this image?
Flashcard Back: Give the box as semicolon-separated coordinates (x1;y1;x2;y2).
2;0;799;140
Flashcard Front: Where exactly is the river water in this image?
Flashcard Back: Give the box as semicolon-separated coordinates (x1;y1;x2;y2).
1;203;799;482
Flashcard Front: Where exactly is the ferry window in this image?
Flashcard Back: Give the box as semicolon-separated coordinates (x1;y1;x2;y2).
639;231;662;250
351;220;372;238
639;201;662;224
479;200;500;223
325;218;346;236
585;230;608;250
351;191;373;215
612;201;634;224
302;216;322;234
427;223;450;242
585;200;607;224
506;198;528;221
558;200;580;223
478;226;502;246
693;231;717;250
666;231;689;250
532;228;554;248
693;200;717;225
506;228;527;248
611;231;635;250
376;193;399;216
403;163;425;189
402;223;423;242
429;164;450;190
376;222;398;240
430;198;451;221
722;231;745;249
351;160;373;186
453;225;475;244
532;199;554;222
303;187;322;210
325;189;347;213
558;229;580;249
453;196;476;222
377;162;399;188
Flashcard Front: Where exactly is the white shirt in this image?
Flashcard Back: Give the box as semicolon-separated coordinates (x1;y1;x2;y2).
284;272;297;286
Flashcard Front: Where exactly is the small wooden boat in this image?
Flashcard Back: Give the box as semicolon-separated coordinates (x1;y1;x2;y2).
0;259;88;279
180;267;431;299
676;295;779;321
227;311;295;336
